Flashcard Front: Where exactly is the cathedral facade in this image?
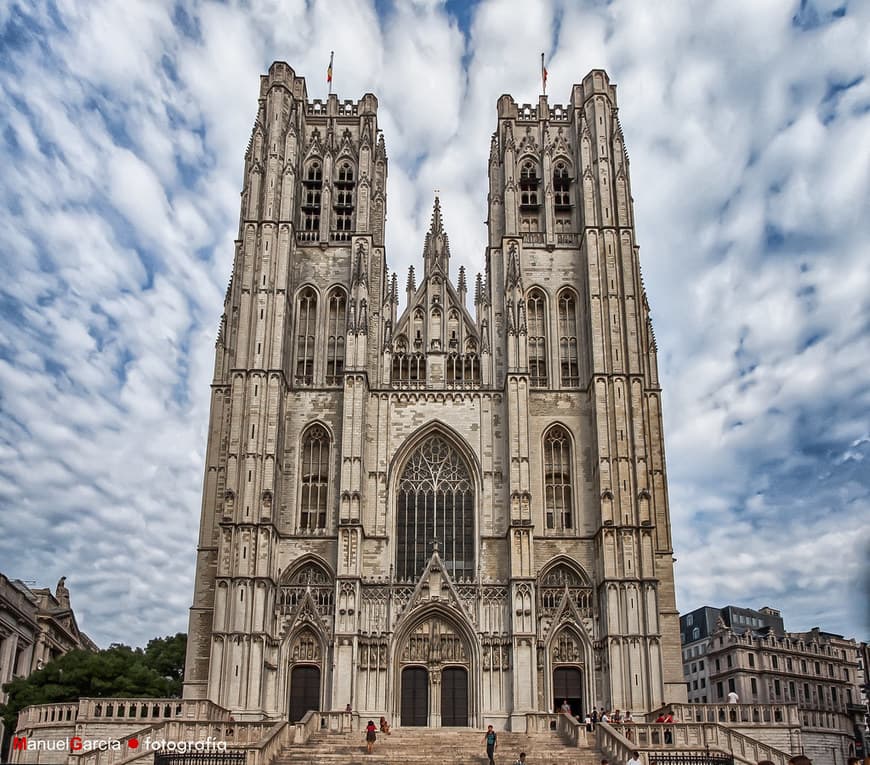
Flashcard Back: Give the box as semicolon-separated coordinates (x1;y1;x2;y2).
182;61;687;729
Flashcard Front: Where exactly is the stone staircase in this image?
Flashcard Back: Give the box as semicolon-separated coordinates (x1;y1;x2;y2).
273;726;603;765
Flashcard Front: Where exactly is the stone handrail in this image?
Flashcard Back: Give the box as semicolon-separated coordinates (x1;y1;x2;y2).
321;711;356;732
245;722;295;765
669;702;800;726
15;702;79;727
71;720;275;765
613;722;792;765
16;698;231;731
596;721;645;764
555;712;590;746
292;710;321;745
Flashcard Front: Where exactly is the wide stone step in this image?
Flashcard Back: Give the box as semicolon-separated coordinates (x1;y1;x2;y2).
272;728;602;765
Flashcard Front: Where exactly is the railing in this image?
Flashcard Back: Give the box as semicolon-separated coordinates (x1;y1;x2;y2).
321;711;357;732
245;722;294;765
521;232;545;244
524;712;560;734
16;702;79;726
292;710;321;745
295;231;318;242
16;699;231;730
668;703;800;726
157;753;245;765
612;723;792;765
554;712;590;746
596;721;645;764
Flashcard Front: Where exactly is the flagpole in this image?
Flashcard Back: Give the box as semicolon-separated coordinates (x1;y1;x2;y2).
328;51;334;95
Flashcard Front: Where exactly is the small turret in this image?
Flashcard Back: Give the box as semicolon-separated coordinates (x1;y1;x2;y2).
458;266;467;307
406;265;416;304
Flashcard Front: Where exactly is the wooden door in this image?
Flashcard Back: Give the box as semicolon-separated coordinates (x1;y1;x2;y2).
289;665;321;722
401;667;428;726
440;667;468;726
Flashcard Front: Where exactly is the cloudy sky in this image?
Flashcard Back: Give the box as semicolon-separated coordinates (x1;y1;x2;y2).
1;0;868;650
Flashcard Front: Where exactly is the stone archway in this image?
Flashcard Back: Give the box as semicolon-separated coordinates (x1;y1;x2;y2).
394;613;475;727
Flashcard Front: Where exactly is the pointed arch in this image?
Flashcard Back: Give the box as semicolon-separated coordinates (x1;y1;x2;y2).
542;424;574;530
294;285;318;386
526;287;548;387
300;160;323;239
298;423;331;531
333;160;355;240
390;423;480;582
325;286;347;385
557;287;580;387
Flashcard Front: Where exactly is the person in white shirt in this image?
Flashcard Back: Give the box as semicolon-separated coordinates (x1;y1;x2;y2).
627;752;642;765
727;690;739;704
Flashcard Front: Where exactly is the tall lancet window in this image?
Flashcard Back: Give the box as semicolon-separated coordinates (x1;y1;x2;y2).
554;161;572;233
295;287;317;386
543;425;574;531
325;288;347;385
396;435;474;581
301;162;322;239
333;162;355;241
299;425;330;530
520;159;540;232
558;289;580;387
527;289;548;387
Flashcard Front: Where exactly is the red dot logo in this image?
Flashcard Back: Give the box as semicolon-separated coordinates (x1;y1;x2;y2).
128;739;139;749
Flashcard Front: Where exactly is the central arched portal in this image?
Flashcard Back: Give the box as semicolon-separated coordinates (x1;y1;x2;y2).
396;614;474;727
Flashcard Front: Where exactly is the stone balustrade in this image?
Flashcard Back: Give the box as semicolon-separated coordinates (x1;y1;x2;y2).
17;698;232;730
611;722;792;765
16;703;80;727
667;702;801;726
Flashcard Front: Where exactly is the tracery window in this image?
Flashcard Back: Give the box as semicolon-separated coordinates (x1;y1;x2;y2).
554;162;571;209
333;162;355;241
295;288;317;385
391;352;426;388
446;352;480;387
301;162;322;239
396;436;474;581
520;160;540;207
538;563;592;617
278;561;334;614
558;290;580;387
527;289;548;387
299;425;330;530
543;425;573;530
325;288;347;385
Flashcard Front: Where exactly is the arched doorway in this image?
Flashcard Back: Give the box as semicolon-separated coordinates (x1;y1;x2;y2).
401;667;428;726
441;667;468;726
289;665;321;722
553;666;583;718
395;614;474;727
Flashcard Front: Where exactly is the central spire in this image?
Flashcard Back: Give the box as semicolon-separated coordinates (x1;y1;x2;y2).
423;195;450;276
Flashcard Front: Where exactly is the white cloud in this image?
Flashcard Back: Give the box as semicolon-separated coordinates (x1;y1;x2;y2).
0;0;868;649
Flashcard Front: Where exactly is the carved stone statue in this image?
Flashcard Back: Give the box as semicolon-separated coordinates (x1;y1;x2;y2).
55;576;70;608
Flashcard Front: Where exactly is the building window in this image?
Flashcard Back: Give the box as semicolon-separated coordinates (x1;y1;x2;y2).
751;677;758;695
446;352;481;387
301;161;323;237
392;350;427;388
772;655;778;670
299;425;330;530
787;657;793;671
527;289;547;387
700;678;706;688
554;162;571;209
396;435;474;581
699;660;704;670
774;679;781;697
727;655;733;668
748;653;755;668
558;289;580;387
333;162;355;240
687;614;694;627
520;160;540;208
295;287;317;385
728;678;735;693
543;425;573;531
715;659;720;672
716;681;723;699
692;627;700;641
325;288;347;385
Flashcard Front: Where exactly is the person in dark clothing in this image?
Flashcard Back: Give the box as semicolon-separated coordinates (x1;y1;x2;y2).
365;720;377;754
484;725;497;765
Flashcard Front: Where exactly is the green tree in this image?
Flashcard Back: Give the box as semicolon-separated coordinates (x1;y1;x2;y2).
0;634;186;745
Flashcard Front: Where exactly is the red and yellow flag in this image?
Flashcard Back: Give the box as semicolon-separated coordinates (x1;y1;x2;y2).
541;53;548;94
327;51;334;92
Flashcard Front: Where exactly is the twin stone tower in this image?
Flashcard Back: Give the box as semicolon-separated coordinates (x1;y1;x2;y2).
182;61;688;729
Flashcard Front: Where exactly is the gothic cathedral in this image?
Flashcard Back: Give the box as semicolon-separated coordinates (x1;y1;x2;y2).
182;62;688;729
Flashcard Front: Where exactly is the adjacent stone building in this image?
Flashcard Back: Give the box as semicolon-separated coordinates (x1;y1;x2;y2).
182;62;688;729
0;574;96;741
680;605;867;760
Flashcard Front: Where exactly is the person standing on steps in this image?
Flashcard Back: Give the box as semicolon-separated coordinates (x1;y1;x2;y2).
484;724;497;765
513;752;527;765
627;751;642;765
365;719;377;754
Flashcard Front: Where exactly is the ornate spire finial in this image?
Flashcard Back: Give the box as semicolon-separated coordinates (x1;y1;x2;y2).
475;273;483;304
406;265;416;292
458;265;467;291
391;273;399;303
